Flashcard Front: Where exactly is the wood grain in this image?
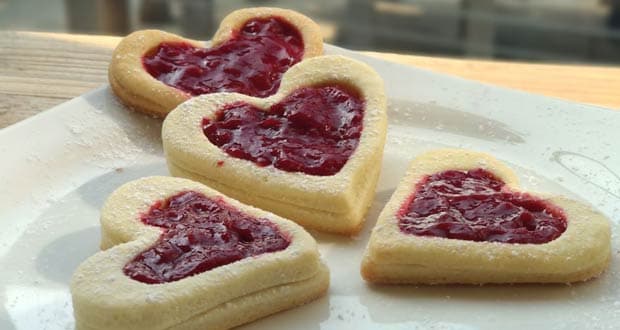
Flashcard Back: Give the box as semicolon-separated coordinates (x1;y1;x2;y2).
365;52;620;111
1;31;618;129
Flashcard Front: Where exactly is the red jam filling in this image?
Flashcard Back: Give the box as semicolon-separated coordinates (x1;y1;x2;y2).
398;168;567;244
202;85;364;176
123;191;290;284
142;17;304;97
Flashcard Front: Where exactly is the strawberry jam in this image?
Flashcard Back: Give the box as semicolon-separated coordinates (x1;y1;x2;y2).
142;17;304;97
202;85;364;176
398;169;567;244
124;191;290;284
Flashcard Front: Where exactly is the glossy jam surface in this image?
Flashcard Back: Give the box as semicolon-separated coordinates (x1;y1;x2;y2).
202;85;364;176
142;17;304;97
398;169;567;244
124;191;290;284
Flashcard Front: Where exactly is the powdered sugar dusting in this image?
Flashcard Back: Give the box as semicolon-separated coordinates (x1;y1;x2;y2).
63;89;163;169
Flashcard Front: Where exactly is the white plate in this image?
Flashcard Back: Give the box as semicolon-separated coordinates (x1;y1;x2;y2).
1;45;619;330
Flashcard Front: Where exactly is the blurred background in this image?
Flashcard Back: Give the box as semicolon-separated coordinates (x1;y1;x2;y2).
1;0;620;65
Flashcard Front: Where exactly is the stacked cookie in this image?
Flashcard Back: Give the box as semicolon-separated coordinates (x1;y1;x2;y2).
360;149;611;284
73;177;329;330
162;55;386;235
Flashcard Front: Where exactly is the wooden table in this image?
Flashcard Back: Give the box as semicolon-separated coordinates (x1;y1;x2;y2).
1;31;619;129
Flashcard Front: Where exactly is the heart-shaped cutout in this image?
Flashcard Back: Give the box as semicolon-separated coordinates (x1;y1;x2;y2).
361;149;611;284
109;7;323;117
71;176;328;329
163;55;387;235
201;84;364;176
123;190;291;284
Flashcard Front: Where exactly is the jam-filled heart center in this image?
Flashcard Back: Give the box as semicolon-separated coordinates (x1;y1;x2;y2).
202;85;365;176
123;191;290;284
142;17;304;98
398;168;567;244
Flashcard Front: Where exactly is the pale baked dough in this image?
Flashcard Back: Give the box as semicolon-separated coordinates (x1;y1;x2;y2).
361;149;612;284
162;55;387;235
108;7;323;117
71;176;329;330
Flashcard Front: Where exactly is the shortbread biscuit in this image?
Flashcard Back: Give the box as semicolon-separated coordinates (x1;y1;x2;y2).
71;176;329;330
361;149;611;284
109;7;323;117
162;55;387;235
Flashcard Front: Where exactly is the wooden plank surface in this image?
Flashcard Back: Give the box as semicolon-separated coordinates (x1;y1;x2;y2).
1;31;619;129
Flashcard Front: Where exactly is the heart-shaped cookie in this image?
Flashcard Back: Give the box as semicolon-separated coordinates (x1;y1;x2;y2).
162;55;387;235
71;176;328;330
361;149;611;284
109;7;323;117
